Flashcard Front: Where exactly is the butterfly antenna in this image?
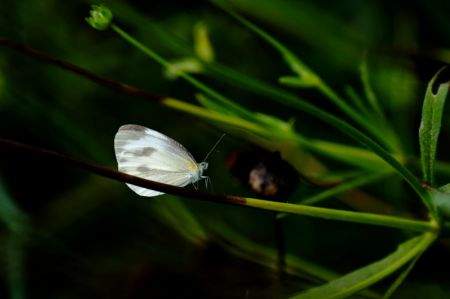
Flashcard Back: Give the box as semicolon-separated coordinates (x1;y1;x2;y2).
203;133;226;161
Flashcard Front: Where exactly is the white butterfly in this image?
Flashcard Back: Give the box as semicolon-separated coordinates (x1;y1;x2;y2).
114;124;209;197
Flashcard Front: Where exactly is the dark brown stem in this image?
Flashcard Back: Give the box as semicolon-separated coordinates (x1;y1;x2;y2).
0;137;245;206
0;37;163;102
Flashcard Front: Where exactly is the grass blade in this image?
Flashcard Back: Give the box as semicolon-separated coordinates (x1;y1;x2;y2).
0;179;29;299
419;67;450;185
382;255;421;299
290;232;436;299
360;56;385;119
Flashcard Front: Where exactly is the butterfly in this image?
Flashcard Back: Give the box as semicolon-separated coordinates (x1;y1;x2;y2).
114;124;209;197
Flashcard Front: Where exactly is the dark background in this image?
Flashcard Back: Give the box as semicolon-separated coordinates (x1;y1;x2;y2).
1;0;450;298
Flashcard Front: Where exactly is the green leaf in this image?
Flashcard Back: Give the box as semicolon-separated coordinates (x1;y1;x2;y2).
382;255;421;299
290;233;436;299
279;76;317;88
193;21;215;63
431;185;450;220
0;180;28;232
303;140;391;171
299;171;389;206
0;179;29;299
195;93;252;118
360;56;384;119
344;86;371;116
419;67;450;185
196;93;296;140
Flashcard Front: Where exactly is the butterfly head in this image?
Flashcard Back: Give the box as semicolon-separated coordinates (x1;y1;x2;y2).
198;162;209;178
199;161;208;172
198;162;209;189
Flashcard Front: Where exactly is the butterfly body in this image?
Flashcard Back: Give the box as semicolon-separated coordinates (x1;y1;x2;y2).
114;124;208;197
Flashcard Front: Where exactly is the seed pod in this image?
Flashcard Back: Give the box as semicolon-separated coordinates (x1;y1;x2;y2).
226;147;299;201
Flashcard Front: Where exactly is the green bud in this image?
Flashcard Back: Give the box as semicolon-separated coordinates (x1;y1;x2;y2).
193;22;215;63
86;4;113;30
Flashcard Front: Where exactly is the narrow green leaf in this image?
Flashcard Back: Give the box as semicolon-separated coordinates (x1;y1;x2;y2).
196;93;297;140
163;98;267;136
303;139;391;171
360;57;385;119
344;86;371;116
279;76;317;88
439;182;450;193
5;233;27;299
193;21;215;63
0;180;29;299
0;180;28;233
291;233;436;299
431;186;450;220
196;93;251;118
419;67;450;185
300;171;389;206
382;255;421;299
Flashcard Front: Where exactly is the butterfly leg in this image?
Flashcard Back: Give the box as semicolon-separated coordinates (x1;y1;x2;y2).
201;175;211;192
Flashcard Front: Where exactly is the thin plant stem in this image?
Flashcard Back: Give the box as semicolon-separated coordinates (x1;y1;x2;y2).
0;38;163;103
360;56;386;119
0;137;438;233
345;86;372;116
300;171;390;205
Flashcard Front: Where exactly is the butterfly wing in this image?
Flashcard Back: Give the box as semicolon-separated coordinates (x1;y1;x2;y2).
114;124;199;197
125;169;193;197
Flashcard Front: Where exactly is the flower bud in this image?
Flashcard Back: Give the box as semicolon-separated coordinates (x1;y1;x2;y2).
86;4;113;30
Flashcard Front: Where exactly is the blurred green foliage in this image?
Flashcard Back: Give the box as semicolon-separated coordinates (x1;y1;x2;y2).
1;0;450;298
